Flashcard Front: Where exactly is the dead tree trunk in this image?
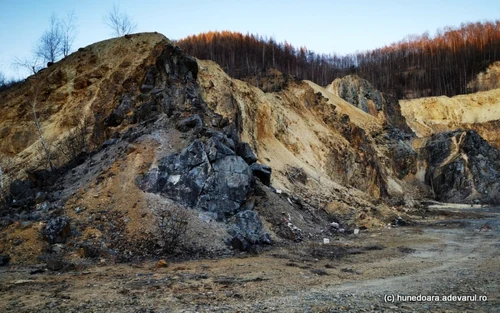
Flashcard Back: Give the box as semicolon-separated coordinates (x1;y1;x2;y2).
32;90;54;171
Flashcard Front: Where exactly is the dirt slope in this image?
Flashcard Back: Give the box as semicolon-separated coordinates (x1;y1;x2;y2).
0;32;168;176
197;60;413;203
400;89;500;148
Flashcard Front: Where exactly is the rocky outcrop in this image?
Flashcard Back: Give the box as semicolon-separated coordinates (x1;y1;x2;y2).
328;75;413;134
467;61;500;92
140;135;271;250
423;130;500;204
132;44;271;250
328;75;384;114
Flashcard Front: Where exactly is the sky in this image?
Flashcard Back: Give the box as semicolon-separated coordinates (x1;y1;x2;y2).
1;0;499;79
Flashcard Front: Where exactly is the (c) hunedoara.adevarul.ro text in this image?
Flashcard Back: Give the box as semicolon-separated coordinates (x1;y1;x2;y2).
384;294;488;303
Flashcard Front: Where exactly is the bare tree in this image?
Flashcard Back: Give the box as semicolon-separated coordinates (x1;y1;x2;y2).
31;89;54;171
14;12;77;77
60;11;77;58
0;158;12;207
13;56;43;75
103;4;137;37
35;14;63;64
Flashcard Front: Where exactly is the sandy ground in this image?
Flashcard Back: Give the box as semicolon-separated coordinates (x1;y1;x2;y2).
0;205;499;313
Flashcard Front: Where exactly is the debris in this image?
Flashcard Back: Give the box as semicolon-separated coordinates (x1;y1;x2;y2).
311;269;329;276
331;222;340;229
0;254;10;266
353;229;360;235
480;224;492;231
323;238;330;244
392;216;408;227
156;259;168;268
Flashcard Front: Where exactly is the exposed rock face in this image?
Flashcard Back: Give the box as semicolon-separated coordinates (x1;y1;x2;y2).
144;139;251;219
467;61;500;92
140;134;271;247
328;75;413;134
381;94;414;134
423;130;500;204
328;75;384;114
389;138;417;179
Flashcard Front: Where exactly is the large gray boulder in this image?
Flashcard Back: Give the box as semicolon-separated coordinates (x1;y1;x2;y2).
141;138;255;221
197;156;252;220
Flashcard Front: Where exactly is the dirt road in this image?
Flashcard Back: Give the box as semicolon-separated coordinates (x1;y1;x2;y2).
1;206;498;312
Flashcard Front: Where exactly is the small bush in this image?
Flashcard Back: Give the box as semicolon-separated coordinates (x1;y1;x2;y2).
58;117;92;164
285;165;308;184
155;206;189;254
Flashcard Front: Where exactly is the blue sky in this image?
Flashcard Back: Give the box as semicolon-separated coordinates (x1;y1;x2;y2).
1;0;499;79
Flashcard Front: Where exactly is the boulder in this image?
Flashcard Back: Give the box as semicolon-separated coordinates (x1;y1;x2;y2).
250;163;272;186
0;254;10;266
228;210;271;251
176;114;203;134
43;217;71;244
236;142;258;165
197;156;252;220
148;139;253;220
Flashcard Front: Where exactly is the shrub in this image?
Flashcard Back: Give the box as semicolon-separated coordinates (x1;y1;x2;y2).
154;205;189;254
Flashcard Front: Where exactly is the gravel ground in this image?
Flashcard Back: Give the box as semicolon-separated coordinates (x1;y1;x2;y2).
1;206;498;312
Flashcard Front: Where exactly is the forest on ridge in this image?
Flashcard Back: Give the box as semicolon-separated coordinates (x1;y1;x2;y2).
177;20;500;98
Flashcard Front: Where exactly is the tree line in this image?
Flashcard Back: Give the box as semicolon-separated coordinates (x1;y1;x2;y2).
177;20;500;98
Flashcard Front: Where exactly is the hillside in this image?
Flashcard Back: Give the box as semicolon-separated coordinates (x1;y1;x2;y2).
0;32;499;275
1;31;500;313
0;33;413;267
